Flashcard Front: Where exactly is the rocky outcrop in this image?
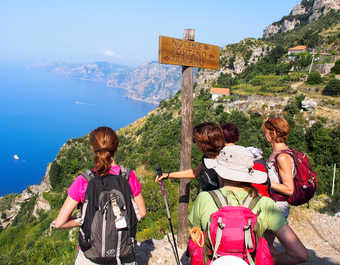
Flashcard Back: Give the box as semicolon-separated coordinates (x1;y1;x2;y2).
263;0;340;38
0;163;52;229
309;0;340;22
219;95;289;117
291;4;307;16
135;236;189;265
196;39;272;90
301;98;318;111
315;63;335;75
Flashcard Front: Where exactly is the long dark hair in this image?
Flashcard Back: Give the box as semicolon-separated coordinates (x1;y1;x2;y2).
89;126;119;176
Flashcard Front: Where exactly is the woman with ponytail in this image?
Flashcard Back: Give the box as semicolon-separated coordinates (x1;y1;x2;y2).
54;126;146;265
262;117;295;218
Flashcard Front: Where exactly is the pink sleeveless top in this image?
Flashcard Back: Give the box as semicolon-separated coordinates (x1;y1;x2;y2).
67;165;142;203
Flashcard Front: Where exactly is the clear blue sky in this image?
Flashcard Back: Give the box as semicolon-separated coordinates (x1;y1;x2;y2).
0;0;300;66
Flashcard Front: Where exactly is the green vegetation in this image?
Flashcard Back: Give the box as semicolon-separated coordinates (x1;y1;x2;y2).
331;60;340;74
0;194;17;212
323;78;340;96
1;5;340;263
307;71;322;85
267;10;340;48
1;86;339;265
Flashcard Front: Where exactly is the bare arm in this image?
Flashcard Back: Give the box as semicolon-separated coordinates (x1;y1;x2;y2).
272;224;309;265
54;196;80;229
271;153;295;196
155;164;203;183
134;193;146;218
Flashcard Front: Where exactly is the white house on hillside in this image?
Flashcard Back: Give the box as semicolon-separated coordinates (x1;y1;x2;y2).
288;45;307;55
210;87;230;100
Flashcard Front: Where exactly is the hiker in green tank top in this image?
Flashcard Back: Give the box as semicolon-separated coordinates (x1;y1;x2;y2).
189;145;308;265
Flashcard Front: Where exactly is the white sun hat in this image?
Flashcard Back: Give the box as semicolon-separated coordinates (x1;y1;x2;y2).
211;255;248;265
204;145;267;184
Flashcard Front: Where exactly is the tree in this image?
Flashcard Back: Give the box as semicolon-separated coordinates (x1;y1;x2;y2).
292;52;313;71
331;60;340;74
1;212;6;219
307;71;322;85
217;73;233;88
323;78;340;96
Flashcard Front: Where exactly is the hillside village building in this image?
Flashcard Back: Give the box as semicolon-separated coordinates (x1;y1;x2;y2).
288;45;307;55
210;87;230;100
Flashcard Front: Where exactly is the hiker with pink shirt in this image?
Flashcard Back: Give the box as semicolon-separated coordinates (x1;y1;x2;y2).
54;126;146;265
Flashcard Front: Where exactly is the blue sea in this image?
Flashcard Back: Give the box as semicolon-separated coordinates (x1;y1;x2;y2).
0;64;156;196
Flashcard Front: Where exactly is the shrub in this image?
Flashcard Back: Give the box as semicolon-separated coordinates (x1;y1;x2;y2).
331;60;340;74
217;73;233;88
307;71;322;85
323;79;340;96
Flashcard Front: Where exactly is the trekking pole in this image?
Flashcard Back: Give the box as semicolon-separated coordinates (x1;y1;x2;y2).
155;166;181;265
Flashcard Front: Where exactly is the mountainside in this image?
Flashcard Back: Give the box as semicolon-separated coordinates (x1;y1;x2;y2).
107;61;182;104
196;38;273;90
1;1;340;263
43;61;182;104
263;0;340;38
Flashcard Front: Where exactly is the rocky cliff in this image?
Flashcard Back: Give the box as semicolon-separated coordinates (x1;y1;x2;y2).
107;61;182;104
196;38;272;90
263;0;340;38
0;164;51;230
43;61;182;104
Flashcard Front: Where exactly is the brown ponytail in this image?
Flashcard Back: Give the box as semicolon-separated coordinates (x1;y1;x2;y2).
262;117;290;143
89;126;119;176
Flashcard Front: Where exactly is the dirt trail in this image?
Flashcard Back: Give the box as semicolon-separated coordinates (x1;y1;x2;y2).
286;207;340;264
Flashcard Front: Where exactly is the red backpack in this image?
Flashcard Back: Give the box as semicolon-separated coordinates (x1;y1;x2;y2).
252;159;271;198
203;190;274;265
274;149;318;206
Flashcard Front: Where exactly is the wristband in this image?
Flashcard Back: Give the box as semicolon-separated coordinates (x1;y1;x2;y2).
165;172;170;180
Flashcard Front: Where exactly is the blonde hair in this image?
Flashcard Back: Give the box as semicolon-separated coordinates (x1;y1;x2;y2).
262;117;290;143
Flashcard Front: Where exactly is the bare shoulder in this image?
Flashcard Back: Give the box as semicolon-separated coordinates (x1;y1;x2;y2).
276;152;293;166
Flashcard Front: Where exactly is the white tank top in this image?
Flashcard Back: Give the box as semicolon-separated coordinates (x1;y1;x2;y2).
267;156;295;184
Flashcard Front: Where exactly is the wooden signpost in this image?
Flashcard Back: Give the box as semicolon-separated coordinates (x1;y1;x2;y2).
159;29;219;248
159;35;220;69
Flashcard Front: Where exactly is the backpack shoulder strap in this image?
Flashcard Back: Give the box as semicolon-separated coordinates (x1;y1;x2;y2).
247;195;261;211
119;166;131;181
208;189;228;209
81;169;95;182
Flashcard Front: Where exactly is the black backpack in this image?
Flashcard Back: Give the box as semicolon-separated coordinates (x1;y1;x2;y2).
78;167;137;264
200;155;220;192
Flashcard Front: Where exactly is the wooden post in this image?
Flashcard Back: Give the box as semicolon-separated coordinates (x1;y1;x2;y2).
332;164;336;196
178;29;195;248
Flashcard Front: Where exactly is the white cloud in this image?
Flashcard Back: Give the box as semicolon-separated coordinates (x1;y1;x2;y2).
74;101;95;106
103;50;119;57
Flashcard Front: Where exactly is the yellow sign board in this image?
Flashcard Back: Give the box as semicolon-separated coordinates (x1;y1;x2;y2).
159;36;220;70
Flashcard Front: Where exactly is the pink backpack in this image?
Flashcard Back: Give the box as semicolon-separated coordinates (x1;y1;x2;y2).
203;190;274;265
274;149;318;206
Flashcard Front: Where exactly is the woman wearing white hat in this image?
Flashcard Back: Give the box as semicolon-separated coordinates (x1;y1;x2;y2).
189;145;308;265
